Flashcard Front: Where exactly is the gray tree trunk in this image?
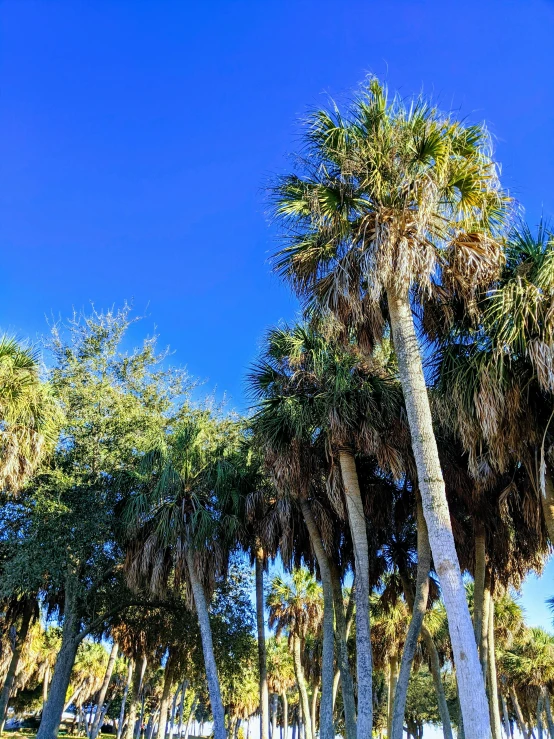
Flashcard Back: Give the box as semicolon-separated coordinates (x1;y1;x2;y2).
256;546;270;739
271;694;278;739
36;578;82;739
329;561;356;739
183;696;198;739
541;468;554;543
124;655;147;739
91;641;119;739
117;660;134;739
292;636;312;739
167;680;180;738
393;499;453;739
542;688;554;739
156;657;175;739
387;288;490;738
481;577;491;688
501;694;511;739
539;695;545;739
281;692;288;739
177;681;188;738
510;687;528;739
299;499;335;739
473;522;486;654
185;549;226;739
338;448;373;739
387;654;399;738
42;664;50;710
310;686;318;739
488;602;502;739
0;601;34;733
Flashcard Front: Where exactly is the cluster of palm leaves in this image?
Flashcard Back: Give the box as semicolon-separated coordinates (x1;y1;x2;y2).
1;77;554;739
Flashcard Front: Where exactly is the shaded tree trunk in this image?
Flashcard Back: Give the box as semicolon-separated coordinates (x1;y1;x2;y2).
387;654;399;739
177;681;188;738
392;499;431;739
310;686;318;739
387;288;490;738
329;561;356;739
501;694;511;739
156;656;175;739
473;521;486;653
481;575;491;688
541;467;554;551
91;641;119;739
117;660;134;739
510;686;528;739
488;602;502;739
542;687;554;739
186;549;226;739
168;680;180;738
539;695;545;739
338;448;373;739
124;655;147;739
299;499;335;739
256;545;270;739
183;696;197;739
0;600;34;733
271;694;278;739
36;579;82;739
292;636;312;739
42;664;50;710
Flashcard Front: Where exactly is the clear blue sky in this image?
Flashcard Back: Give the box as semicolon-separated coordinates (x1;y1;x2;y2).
1;0;553;626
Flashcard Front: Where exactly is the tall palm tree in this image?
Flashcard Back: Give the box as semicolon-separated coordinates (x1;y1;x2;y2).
250;323;405;739
271;79;509;736
267;569;323;739
124;413;243;739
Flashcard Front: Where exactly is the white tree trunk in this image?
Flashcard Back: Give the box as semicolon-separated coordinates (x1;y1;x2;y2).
91;641;119;739
488;603;502;739
256;546;270;739
292;636;312;739
387;288;490;738
338;449;373;739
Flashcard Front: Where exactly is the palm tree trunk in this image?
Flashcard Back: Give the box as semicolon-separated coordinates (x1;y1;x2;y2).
338;447;373;739
387;654;399;738
0;601;34;733
392;498;431;739
542;688;554;739
185;549;226;739
488;602;502;739
42;664;50;709
37;578;82;739
255;545;270;739
117;660;134;739
510;687;528;739
292;636;312;739
282;692;288;739
184;697;197;739
124;656;147;739
420;626;453;739
329;561;356;739
272;694;278;739
481;575;491;688
501;694;511;738
177;681;188;738
91;641;119;739
541;467;554;544
538;695;545;739
310;686;318;738
387;288;490;738
168;681;180;738
473;522;486;652
156;657;175;739
298;499;335;739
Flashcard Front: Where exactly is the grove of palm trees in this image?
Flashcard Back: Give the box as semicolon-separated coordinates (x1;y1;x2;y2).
2;40;554;739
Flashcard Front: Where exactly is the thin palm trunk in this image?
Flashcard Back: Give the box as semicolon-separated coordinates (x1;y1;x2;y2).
124;655;147;739
387;288;490;738
281;693;288;739
392;499;431;739
510;687;528;739
272;694;279;739
185;549;226;739
541;468;554;544
488;602;502;739
0;601;34;733
292;636;312;739
42;664;50;709
387;654;399;738
117;660;134;739
329;561;356;739
156;657;175;739
338;447;373;739
168;681;180;738
299;499;335;739
91;641;119;739
541;688;554;739
310;686;318;738
481;579;491;689
177;681;188;738
256;545;270;739
184;696;198;739
473;522;486;652
538;695;545;739
501;694;511;739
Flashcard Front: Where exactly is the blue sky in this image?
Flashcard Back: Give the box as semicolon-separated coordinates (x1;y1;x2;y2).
1;0;554;627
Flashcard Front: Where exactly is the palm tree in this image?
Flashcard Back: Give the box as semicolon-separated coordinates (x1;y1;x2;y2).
267;636;295;739
250;323;405;739
271;79;509;736
124;413;243;739
0;336;58;492
267;569;323;739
